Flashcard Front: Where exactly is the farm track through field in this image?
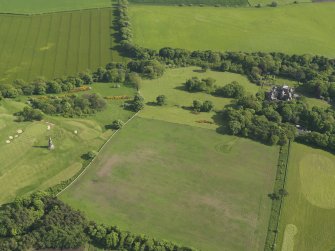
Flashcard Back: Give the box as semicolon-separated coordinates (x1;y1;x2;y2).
56;111;139;197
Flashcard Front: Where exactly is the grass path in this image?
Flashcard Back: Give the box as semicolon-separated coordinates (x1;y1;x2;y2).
56;111;139;197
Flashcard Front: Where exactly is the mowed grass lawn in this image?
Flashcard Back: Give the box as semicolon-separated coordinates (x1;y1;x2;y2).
130;3;335;57
0;83;135;204
277;143;335;251
0;0;111;14
140;67;263;129
61;117;279;251
0;7;121;83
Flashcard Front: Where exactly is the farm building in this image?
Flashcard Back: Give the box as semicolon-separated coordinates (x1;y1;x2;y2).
266;85;297;101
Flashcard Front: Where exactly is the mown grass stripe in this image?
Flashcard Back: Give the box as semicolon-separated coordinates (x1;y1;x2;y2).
26;15;42;80
39;14;54;77
13;16;32;80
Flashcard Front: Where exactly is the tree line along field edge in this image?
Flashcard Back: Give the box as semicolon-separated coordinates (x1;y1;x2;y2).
0;7;121;84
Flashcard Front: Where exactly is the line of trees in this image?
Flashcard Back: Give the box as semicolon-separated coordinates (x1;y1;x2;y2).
0;192;197;251
183;77;245;98
26;93;107;118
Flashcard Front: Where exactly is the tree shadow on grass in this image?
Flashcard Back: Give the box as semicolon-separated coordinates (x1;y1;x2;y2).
174;85;187;92
32;145;48;149
146;101;157;106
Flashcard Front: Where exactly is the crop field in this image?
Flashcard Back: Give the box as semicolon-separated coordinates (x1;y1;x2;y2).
128;0;248;6
130;3;335;57
0;0;112;14
277;143;335;251
61;117;278;251
0;7;121;83
0;83;135;204
139;67;263;129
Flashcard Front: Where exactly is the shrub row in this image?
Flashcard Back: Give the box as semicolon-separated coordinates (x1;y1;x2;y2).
264;142;290;251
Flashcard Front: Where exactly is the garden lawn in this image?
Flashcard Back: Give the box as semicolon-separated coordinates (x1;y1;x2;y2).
277;143;335;251
0;7;121;83
130;3;335;57
0;83;135;204
139;67;262;129
0;0;111;14
61;117;279;251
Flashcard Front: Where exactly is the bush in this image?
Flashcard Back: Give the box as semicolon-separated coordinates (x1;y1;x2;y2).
215;81;245;98
156;95;167;106
111;119;125;130
192;100;214;112
270;1;277;7
184;77;216;93
16;107;44;121
87;150;98;159
130;93;144;112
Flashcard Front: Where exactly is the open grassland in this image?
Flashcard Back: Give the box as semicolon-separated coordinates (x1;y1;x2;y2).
0;83;135;204
0;0;111;14
0;8;121;83
61;117;278;251
130;3;335;57
277;143;335;251
139;67;263;129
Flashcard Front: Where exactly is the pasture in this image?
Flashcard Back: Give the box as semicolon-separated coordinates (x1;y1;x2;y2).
61;117;279;251
130;3;335;57
277;143;335;251
0;83;135;204
0;7;121;83
139;67;262;129
0;0;111;14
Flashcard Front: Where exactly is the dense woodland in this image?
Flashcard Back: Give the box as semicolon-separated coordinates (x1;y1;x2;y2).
0;192;196;251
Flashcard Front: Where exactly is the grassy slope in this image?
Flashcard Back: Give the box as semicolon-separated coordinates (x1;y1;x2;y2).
0;0;111;14
0;83;135;204
0;7;122;83
139;67;263;129
61;117;278;251
277;143;335;251
130;3;335;57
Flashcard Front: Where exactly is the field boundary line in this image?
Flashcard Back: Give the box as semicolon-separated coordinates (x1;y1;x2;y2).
56;111;139;196
264;140;291;251
0;7;113;16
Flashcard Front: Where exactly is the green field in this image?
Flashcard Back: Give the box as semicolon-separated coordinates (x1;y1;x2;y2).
0;0;111;14
61;117;278;251
277;143;335;251
139;67;263;129
248;0;311;6
0;83;135;204
0;7;120;83
130;3;335;57
128;0;248;5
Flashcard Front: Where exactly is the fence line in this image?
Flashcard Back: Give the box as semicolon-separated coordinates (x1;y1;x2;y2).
56;112;139;196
